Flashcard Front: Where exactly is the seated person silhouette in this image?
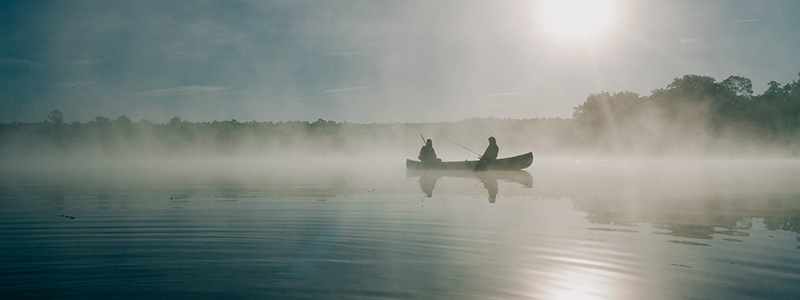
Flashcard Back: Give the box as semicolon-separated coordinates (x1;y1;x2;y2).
418;139;442;164
474;136;498;171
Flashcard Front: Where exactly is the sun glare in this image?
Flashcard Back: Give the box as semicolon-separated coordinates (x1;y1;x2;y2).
539;0;616;41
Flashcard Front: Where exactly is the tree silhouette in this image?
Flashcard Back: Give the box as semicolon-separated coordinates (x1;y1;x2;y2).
48;110;64;125
721;75;753;98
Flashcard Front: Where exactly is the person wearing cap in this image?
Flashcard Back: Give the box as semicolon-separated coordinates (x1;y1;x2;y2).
418;139;441;163
475;136;498;171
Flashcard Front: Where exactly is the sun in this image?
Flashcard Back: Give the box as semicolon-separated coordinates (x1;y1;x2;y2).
539;0;616;41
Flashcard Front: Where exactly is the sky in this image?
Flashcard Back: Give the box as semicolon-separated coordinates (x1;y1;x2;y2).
1;0;799;123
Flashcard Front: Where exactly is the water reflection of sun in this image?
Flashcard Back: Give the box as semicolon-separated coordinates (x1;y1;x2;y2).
534;257;626;300
544;269;606;300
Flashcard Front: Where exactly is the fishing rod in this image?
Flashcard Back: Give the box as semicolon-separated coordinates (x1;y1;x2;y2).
438;135;482;157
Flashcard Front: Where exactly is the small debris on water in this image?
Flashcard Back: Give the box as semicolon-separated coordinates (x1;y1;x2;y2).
668;240;710;246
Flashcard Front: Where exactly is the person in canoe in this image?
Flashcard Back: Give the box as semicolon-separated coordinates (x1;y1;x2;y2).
474;136;499;171
418;139;442;164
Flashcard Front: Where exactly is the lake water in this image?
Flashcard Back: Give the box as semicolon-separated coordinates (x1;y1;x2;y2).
1;158;799;299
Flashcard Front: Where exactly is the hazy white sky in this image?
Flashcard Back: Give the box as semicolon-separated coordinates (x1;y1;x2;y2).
1;0;799;123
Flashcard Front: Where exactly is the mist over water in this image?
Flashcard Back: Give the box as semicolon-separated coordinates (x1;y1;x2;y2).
3;76;800;298
3;72;800;298
2;157;800;299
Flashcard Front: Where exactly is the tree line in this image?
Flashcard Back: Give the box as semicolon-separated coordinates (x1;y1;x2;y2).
573;73;800;155
2;72;799;158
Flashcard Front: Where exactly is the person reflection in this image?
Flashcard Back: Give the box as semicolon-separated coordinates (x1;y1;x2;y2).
419;172;438;198
416;171;501;203
478;173;499;203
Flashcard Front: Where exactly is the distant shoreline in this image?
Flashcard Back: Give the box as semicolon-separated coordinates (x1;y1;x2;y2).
3;73;799;158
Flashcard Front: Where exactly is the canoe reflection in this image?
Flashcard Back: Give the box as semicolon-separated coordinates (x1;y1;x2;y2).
407;169;532;203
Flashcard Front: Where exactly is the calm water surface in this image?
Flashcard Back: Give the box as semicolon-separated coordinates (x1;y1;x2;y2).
1;159;799;299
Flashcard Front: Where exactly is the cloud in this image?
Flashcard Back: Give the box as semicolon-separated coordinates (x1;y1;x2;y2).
62;58;107;66
133;86;227;97
329;51;365;57
59;80;99;87
322;86;368;94
474;92;524;100
0;58;43;70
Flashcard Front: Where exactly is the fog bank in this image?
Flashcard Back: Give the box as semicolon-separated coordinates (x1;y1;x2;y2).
2;72;799;169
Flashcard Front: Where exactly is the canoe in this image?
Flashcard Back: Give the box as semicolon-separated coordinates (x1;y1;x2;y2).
406;152;533;171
